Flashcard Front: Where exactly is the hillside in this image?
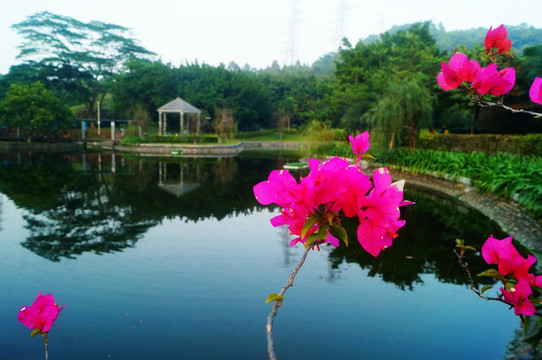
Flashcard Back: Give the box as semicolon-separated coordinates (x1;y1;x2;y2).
362;21;542;55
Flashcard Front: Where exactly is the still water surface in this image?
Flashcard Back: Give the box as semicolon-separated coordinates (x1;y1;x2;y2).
0;152;520;359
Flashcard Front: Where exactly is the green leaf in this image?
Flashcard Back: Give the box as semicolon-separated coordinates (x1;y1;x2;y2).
265;293;284;303
480;285;493;294
329;224;348;247
306;223;330;245
301;213;320;240
456;244;476;252
30;329;41;337
477;268;506;283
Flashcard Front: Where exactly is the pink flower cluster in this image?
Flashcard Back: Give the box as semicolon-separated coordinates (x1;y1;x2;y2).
530;77;542;105
18;292;65;333
437;53;515;96
437;24;518;97
481;235;541;316
253;132;411;257
484;25;512;54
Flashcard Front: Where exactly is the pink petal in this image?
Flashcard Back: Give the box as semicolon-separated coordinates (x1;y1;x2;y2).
529;77;542;105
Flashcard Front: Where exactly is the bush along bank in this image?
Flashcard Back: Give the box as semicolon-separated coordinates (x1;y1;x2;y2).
375;149;542;219
419;132;542;157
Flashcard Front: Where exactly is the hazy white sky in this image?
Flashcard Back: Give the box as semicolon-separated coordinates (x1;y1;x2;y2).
1;0;541;74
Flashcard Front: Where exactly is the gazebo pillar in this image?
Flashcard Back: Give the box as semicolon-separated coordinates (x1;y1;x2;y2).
180;111;184;134
196;114;200;136
158;111;162;135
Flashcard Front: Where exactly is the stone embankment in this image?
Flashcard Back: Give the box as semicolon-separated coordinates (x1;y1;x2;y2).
0;141;78;152
113;141;301;156
391;169;542;254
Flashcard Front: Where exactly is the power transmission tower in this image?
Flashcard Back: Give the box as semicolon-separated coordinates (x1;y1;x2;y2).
285;0;300;65
336;0;347;47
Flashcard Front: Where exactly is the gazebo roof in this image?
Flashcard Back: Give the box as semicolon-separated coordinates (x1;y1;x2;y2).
157;97;201;114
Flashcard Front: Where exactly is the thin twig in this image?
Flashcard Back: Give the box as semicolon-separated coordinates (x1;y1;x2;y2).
455;249;542;317
44;333;48;360
455;249;514;304
474;98;542;117
266;241;323;360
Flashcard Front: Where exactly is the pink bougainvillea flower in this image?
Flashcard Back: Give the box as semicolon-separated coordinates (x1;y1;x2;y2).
437;53;480;91
348;132;370;155
18;292;65;333
527;273;542;288
529;77;542;105
437;53;468;90
253;134;411;257
481;234;513;265
471;64;515;96
501;279;536;316
458;59;481;83
355;168;409;257
481;234;537;282
253;169;299;208
485;24;512;54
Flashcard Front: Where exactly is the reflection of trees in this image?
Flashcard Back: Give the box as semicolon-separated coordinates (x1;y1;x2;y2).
0;152;284;261
0;194;3;231
0;153;157;261
328;190;509;290
22;172;157;261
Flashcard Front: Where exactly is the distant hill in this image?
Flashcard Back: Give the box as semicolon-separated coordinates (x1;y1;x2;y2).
362;21;542;55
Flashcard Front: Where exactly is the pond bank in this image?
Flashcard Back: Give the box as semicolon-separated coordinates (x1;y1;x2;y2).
0;141;78;152
392;169;542;254
387;171;542;360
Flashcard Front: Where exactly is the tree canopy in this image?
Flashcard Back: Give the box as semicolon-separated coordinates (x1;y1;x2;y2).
0;81;74;140
11;11;155;117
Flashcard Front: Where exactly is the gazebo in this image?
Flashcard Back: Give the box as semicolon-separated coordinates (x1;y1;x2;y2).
157;97;201;136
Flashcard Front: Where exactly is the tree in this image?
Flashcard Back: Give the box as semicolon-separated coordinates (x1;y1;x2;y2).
0;81;74;141
367;77;433;150
320;22;440;133
11;11;155;117
214;107;236;143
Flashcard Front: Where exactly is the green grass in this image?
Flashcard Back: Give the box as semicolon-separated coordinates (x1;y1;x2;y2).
235;132;304;142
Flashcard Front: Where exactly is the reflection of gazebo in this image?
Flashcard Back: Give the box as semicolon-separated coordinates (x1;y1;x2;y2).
158;162;200;197
157;97;201;136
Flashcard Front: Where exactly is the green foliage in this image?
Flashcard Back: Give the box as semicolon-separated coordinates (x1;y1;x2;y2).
265;293;283;303
366;21;542;56
112;59;273;132
376;149;542;218
234;129;276;139
319;22;439;134
0;82;74;140
366;76;433;149
301;120;337;155
419;132;542;157
11;11;155;117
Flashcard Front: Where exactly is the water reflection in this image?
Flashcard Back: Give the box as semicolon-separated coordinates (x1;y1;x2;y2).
0;151;509;290
0;152;282;261
328;190;508;290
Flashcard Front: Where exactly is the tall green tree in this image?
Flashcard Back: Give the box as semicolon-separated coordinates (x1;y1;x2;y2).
366;76;433;150
12;11;155;117
0;81;74;141
319;22;440;135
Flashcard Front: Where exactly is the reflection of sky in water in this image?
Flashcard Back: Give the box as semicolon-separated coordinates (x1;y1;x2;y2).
0;192;518;360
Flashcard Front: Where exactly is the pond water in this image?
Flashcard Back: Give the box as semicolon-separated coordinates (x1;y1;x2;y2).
0;152;521;359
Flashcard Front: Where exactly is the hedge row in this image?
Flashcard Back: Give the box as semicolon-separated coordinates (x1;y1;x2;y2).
419;132;542;157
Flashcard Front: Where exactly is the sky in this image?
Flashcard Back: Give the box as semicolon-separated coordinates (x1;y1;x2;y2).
1;0;542;74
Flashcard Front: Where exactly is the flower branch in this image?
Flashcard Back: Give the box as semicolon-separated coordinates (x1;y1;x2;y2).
265;241;324;360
